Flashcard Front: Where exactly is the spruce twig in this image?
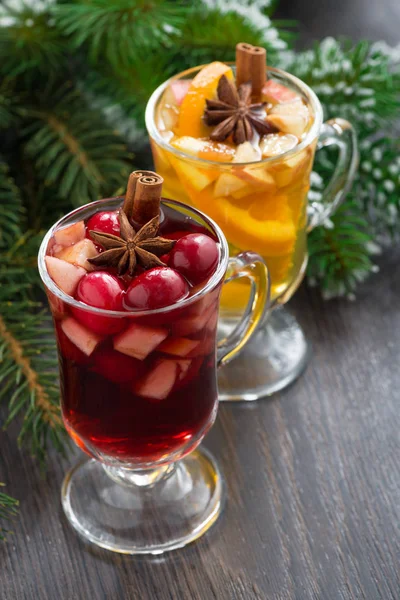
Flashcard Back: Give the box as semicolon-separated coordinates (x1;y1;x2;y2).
0;485;19;541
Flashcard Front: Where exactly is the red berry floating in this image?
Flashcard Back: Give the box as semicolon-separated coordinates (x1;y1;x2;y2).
86;211;120;239
72;271;126;335
169;233;219;285
124;267;189;311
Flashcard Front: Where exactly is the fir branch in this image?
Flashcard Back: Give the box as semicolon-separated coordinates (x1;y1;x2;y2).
53;0;185;70
279;38;400;135
307;197;378;299
0;290;68;464
0;78;20;128
171;3;292;70
0;161;24;249
0;484;19;542
0;1;66;78
22;83;130;204
357;137;400;239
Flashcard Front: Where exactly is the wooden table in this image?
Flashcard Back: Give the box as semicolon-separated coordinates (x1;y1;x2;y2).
2;3;400;599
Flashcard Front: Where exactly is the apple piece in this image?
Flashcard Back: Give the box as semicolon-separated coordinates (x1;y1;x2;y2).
233;141;261;163
171;136;235;163
237;166;276;191
270;98;308;118
54;221;85;248
160;105;179;131
267;113;308;139
175;359;192;381
214;172;248;197
61;317;103;356
135;360;178;402
173;357;204;390
171;136;209;157
45;256;86;296
164;80;192;107
158;337;200;357
55;238;99;271
170;157;217;192
260;133;298;158
262;80;298;104
113;323;168;360
272;150;310;188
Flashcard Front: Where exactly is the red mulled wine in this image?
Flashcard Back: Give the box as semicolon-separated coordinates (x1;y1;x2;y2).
45;201;222;465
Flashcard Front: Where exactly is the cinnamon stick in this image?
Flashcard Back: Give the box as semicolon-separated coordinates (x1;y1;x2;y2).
236;42;253;87
235;42;267;101
123;170;155;218
249;45;267;100
130;171;164;225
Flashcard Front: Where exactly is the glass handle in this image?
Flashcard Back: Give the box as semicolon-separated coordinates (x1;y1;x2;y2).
217;252;270;368
307;118;359;231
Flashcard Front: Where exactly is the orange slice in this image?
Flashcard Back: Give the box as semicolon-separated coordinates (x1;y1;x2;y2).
177;62;234;138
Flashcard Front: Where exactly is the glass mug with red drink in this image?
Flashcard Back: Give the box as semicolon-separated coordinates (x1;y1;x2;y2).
38;171;269;554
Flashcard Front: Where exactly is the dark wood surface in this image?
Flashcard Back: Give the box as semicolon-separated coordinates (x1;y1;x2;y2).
2;3;400;599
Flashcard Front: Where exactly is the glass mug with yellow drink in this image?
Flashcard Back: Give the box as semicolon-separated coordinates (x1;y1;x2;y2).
145;42;358;400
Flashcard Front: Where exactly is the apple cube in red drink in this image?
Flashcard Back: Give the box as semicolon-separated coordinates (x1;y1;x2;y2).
54;221;85;248
134;359;178;402
113;323;168;360
55;239;98;271
61;317;103;356
158;336;200;357
45;256;86;296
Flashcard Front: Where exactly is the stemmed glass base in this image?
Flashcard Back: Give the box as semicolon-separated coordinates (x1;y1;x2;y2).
61;447;223;554
218;306;310;401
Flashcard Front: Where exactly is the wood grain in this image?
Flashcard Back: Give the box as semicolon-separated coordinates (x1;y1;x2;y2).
2;248;400;599
2;1;400;597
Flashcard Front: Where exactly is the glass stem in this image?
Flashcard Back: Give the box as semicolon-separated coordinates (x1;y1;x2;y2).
103;463;176;489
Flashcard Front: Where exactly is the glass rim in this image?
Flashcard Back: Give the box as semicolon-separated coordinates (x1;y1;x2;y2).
145;63;323;167
38;197;229;318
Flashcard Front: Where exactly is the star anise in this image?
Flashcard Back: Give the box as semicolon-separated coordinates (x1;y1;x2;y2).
204;75;276;145
87;210;176;276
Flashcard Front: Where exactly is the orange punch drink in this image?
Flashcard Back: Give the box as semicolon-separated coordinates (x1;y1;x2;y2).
146;43;318;311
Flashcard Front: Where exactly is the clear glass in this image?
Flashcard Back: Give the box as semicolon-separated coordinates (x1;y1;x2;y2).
38;197;269;553
146;65;358;399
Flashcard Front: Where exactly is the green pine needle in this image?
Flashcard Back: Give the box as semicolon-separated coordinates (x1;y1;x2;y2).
279;38;400;134
0;2;65;78
0;484;19;541
357;137;400;238
0;162;24;249
307;197;378;299
53;0;186;70
0;279;69;464
22;83;131;204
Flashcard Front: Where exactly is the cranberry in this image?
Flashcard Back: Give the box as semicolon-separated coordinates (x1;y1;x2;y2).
169;233;219;285
124;267;189;310
72;271;125;335
86;211;120;239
